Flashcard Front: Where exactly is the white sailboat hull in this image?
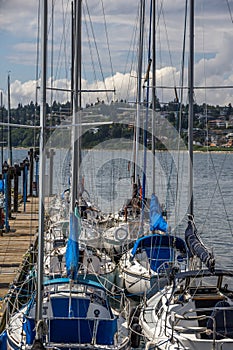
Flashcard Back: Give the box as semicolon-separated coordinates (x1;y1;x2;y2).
140;270;233;350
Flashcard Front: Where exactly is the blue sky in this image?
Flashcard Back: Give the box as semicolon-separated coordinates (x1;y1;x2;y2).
0;0;233;107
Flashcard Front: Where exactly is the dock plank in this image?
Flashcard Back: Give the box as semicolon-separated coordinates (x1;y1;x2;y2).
0;197;38;315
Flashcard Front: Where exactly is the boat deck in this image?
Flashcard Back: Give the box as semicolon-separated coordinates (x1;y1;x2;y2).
0;197;39;321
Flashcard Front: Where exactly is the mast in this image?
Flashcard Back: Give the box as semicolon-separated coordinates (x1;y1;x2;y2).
152;0;156;193
77;0;82;110
188;0;194;216
7;72;12;166
133;0;145;184
142;1;153;211
34;0;47;341
71;0;82;212
71;1;74;113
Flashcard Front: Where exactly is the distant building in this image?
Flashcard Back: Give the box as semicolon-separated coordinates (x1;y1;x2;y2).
208;118;228;129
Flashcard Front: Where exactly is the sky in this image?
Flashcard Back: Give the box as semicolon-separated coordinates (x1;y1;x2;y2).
0;0;233;108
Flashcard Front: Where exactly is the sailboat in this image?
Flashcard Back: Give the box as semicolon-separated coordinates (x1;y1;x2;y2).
102;195;148;261
44;207;116;291
139;1;233;348
117;194;188;297
101;155;147;260
2;1;131;349
44;206;113;287
46;188;104;248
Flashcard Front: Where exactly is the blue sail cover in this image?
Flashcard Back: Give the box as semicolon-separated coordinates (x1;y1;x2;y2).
185;220;215;272
0;179;4;193
0;330;7;349
130;234;187;259
150;194;168;232
61;188;70;200
65;210;80;280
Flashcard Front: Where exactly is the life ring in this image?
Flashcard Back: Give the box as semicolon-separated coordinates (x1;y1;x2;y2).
115;227;128;242
94;309;100;318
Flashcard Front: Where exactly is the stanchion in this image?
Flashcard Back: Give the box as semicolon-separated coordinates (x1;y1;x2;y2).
22;157;30;212
35;152;39;197
28;148;34;197
13;163;21;213
46;148;55;196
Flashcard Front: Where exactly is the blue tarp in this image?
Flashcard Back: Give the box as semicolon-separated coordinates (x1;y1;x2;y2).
185;220;215;272
150;194;168;232
65;210;80;280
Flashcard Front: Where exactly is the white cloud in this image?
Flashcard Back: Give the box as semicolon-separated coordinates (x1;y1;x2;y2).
3;54;233;109
1;0;233;107
3;80;38;107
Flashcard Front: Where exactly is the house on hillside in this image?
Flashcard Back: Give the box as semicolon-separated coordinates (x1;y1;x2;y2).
208;118;228;129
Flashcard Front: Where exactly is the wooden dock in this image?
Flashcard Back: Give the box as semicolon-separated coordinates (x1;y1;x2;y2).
0;197;39;319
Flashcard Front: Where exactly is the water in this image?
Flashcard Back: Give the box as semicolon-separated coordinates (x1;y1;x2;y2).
10;148;233;271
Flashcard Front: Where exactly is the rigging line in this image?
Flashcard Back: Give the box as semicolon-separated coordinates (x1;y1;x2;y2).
150;85;233;89
54;0;71;91
82;7;99;107
178;0;187;106
175;0;188;229
156;1;164;103
125;4;140;103
161;2;177;93
201;152;233;238
62;0;71;85
47;0;56;164
100;0;115;93
118;4;136;100
83;1;102;102
82;64;92;107
85;1;109;103
226;0;233;23
83;5;98;89
201;1;208;105
200;1;211;218
47;0;57;102
120;9;138;99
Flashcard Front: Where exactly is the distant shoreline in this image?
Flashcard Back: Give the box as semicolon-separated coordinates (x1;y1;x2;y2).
8;146;233;154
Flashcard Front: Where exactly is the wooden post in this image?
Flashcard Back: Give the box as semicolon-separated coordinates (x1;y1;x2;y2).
34;153;39;197
13;164;21;213
2;162;10;231
0;174;4;235
22;157;30;212
8;167;14;218
28;148;34;197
